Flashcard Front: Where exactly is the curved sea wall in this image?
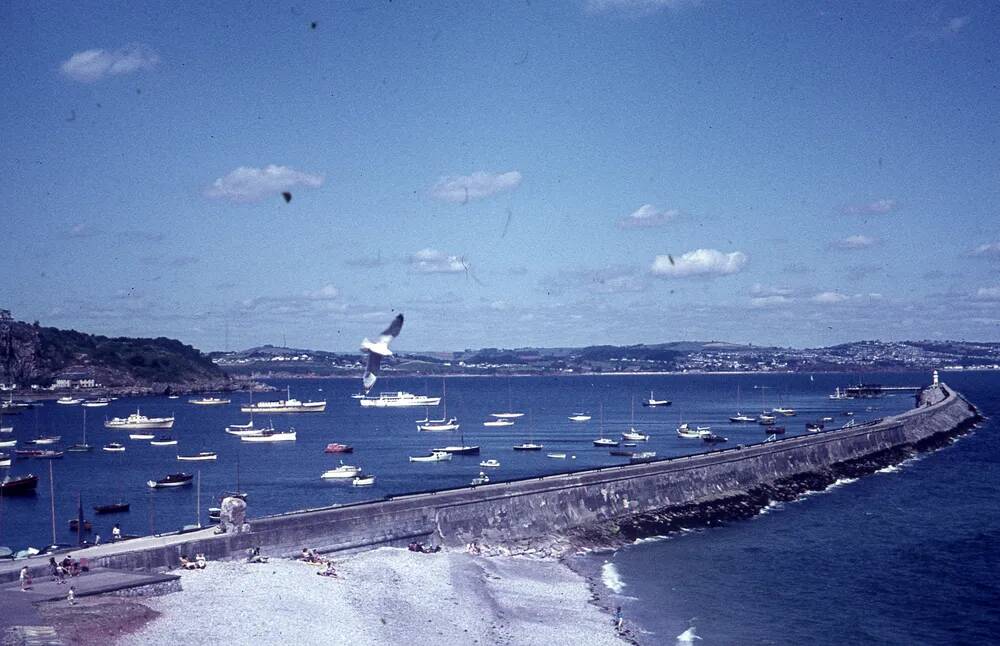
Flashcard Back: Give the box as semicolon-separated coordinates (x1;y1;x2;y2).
2;382;978;579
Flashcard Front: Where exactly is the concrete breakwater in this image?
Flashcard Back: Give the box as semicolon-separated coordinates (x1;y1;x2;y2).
0;382;980;580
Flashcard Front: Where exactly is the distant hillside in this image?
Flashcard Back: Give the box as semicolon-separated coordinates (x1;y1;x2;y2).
0;310;228;389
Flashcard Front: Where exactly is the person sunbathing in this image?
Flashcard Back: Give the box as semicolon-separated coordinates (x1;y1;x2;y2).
317;562;337;577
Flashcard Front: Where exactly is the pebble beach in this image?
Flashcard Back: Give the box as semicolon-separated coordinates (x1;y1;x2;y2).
116;548;628;645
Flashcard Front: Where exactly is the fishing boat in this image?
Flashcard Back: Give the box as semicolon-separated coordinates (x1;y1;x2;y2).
81;398;111;408
772;406;796;416
102;442;125;452
225;422;264;437
479;458;500;468
0;438;15;448
147;472;194;488
240;386;325;413
629;451;658;464
470;472;490;485
105;410;174;430
701;433;728;444
324;443;353;453
358;391;441;408
622;396;649;441
177;451;217;461
409;451;452;462
546;452;567;459
483;418;514;427
352;474;376;487
321;464;361;479
567;413;591;422
29;436;61;445
416;382;460;432
128;432;155;440
677;423;709;439
642;391;671;407
593;437;619;447
93;502;130;514
0;473;39;494
189;396;231;405
240;428;296;443
56;397;83;405
150;436;178;446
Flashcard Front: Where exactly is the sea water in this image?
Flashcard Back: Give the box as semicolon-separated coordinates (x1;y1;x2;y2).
604;371;1000;645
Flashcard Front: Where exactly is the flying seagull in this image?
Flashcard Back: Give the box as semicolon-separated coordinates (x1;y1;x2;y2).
361;314;404;394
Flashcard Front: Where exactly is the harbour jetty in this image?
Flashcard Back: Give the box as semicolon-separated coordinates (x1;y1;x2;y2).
0;379;980;580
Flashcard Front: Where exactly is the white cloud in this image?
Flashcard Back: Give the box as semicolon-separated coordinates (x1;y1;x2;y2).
832;234;878;250
431;171;522;203
975;287;1000;301
843;198;897;215
650;249;747;278
750;283;793;297
617;204;680;229
305;284;339;300
812;291;849;304
586;0;699;14
410;248;466;274
971;242;1000;257
205;165;324;203
751;295;792;308
60;44;159;83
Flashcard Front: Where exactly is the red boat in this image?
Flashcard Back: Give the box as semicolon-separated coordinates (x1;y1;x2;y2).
324;443;353;453
0;473;39;494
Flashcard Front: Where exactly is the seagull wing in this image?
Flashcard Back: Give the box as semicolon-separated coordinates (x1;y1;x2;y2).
363;352;382;394
378;314;404;345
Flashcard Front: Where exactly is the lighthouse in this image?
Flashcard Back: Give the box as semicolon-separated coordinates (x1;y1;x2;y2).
932;369;939;386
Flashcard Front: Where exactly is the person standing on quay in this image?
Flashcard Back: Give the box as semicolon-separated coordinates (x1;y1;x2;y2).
112;523;121;542
19;566;31;591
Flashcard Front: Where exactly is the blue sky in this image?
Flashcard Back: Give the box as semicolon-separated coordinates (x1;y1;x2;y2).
2;0;999;352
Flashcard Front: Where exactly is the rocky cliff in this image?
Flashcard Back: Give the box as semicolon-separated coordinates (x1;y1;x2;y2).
0;310;228;390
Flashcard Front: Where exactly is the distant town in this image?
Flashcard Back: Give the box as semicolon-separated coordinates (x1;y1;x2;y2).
209;340;1000;380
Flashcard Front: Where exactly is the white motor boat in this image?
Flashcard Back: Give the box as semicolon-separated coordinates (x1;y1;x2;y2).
546;452;567;459
352;474;376;487
225;421;265;436
479;459;500;468
177;451;217;461
772;407;796;416
128;432;155;440
593;437;619;447
409;451;453;462
729;414;756;423
359;392;441;408
150;436;177;446
567;413;591;422
105;410;175;430
102;443;126;452
491;412;524;419
56;397;83;405
513;443;544;451
483;418;514;427
240;386;325;413
81;398;111;408
190;396;231;405
321;464;362;479
470;472;490;485
0;439;17;448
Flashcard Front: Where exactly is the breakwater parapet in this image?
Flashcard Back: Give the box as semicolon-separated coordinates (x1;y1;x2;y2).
0;382;980;581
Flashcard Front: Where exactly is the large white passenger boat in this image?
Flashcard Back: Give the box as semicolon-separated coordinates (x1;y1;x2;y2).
240;387;326;413
358;391;441;408
104;410;175;430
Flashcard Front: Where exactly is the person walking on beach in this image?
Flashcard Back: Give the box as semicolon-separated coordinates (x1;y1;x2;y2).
67;586;76;605
614;606;624;633
20;566;31;591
